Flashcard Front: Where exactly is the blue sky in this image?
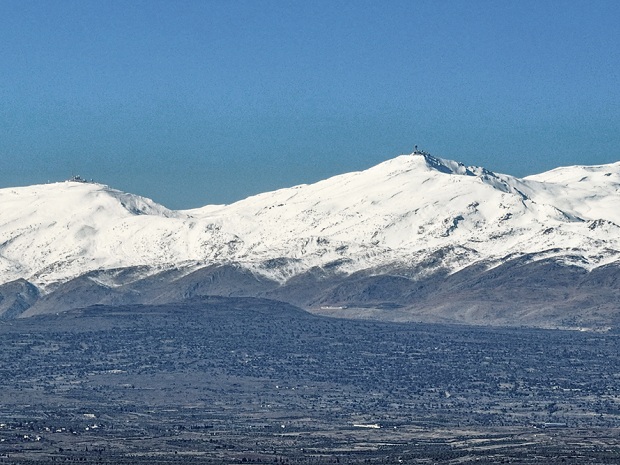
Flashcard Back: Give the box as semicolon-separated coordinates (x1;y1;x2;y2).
1;0;619;208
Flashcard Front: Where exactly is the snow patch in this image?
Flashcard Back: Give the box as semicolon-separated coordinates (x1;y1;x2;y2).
1;153;619;288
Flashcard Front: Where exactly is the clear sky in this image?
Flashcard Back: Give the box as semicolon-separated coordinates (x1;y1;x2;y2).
1;0;619;209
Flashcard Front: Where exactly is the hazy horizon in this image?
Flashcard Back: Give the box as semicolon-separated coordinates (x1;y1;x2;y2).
2;0;619;209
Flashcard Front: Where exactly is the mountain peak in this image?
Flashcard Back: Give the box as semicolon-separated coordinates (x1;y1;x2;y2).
2;181;179;219
415;152;476;176
1;153;620;290
376;149;489;179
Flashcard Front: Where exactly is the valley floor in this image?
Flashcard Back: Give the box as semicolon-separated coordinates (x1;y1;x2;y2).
1;299;620;464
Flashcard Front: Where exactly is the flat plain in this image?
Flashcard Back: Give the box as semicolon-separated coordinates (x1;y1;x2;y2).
1;297;620;464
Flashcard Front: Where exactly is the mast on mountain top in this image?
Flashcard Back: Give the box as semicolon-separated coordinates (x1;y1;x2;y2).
413;145;429;156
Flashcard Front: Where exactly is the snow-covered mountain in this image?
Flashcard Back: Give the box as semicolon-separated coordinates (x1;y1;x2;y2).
2;152;620;327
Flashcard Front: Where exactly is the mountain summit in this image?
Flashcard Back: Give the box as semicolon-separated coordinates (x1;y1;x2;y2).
1;153;619;327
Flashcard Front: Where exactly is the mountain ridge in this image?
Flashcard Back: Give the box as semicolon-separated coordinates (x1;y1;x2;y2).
2;152;620;327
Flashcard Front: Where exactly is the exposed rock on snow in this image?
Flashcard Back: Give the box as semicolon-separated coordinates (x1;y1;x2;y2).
1;153;620;291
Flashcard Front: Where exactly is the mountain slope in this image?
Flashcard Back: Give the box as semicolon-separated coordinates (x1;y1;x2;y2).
0;278;40;319
193;154;620;278
1;153;620;327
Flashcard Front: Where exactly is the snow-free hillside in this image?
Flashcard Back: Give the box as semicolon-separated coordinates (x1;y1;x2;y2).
1;153;620;289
